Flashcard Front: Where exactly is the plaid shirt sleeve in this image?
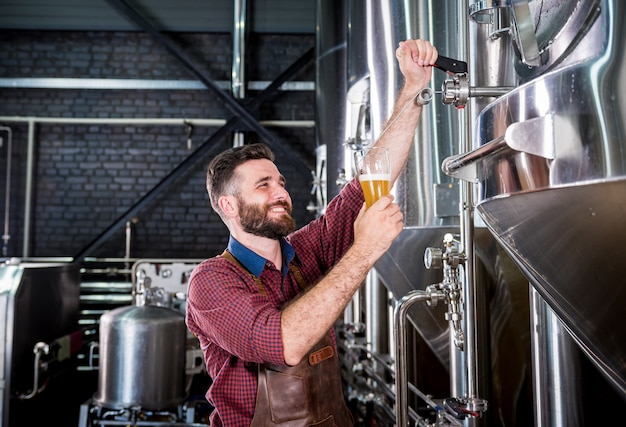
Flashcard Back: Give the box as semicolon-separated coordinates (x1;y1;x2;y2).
289;177;364;280
186;257;285;366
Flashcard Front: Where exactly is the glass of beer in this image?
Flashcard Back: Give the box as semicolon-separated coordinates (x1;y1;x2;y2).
354;146;391;209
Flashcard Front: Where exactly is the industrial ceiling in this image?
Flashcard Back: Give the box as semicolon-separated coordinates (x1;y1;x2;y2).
0;0;316;33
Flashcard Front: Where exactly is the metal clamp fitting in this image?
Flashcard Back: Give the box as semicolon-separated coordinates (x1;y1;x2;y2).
415;87;434;105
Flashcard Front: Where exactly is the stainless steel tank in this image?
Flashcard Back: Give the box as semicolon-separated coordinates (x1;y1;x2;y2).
324;0;624;424
444;0;626;407
344;0;463;368
0;262;80;426
94;305;187;410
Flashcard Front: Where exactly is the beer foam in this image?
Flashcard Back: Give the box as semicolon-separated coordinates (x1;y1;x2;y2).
358;173;390;181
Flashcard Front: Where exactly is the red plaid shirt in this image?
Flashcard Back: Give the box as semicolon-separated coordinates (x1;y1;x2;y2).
186;178;363;427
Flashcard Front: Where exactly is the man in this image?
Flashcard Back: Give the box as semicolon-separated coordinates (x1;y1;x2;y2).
186;38;438;426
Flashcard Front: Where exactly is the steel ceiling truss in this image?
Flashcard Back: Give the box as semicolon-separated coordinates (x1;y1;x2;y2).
73;0;314;261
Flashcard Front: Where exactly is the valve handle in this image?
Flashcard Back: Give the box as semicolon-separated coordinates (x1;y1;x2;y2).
434;55;468;75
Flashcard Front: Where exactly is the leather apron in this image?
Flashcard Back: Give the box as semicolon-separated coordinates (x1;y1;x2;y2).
221;251;354;427
251;332;353;427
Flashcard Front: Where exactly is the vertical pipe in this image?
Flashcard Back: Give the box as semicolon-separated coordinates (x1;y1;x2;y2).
463;0;517;418
446;0;469;401
460;1;491;420
23;120;35;258
365;269;388;358
458;0;480;400
387;291;396;360
318;1;349;336
232;0;247;147
1;126;12;257
125;221;132;260
344;288;362;329
529;287;583;427
316;0;348;201
394;291;441;427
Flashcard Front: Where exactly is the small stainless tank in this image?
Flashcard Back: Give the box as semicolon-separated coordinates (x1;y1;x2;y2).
94;305;187;410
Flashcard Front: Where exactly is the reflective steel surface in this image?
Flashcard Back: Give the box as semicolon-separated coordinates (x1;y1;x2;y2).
95;305;187;410
339;0;466;376
0;262;80;426
478;179;626;396
444;0;626;398
342;1;536;424
374;227;456;367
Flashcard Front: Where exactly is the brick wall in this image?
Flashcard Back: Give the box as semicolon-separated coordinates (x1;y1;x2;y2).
0;30;316;259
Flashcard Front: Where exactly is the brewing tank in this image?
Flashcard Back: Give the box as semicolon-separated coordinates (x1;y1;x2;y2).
94;305;187;410
444;0;626;403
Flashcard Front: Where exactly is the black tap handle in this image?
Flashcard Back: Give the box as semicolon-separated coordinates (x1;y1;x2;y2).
434;55;468;75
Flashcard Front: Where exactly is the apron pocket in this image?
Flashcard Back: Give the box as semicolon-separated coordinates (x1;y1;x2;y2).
266;369;309;422
308;414;337;427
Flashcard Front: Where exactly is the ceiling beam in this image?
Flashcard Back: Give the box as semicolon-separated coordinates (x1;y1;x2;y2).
105;0;313;175
72;43;315;263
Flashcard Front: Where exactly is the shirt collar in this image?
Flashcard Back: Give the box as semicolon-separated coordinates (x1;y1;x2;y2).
227;235;295;277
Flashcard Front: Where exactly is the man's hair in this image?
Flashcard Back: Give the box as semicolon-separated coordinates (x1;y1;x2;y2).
206;143;275;214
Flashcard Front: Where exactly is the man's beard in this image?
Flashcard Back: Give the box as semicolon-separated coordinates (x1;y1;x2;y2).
238;198;296;239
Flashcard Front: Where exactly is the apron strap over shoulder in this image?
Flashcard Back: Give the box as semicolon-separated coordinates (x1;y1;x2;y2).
220;249;268;298
220;249;309;296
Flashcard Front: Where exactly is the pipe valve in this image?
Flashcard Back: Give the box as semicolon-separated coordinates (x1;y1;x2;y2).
433;54;514;108
425;233;466;350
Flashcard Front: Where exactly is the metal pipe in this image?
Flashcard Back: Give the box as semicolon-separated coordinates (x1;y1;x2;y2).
529;287;584;427
0;77;314;91
366;269;388;358
232;0;246;100
407;383;463;427
359;362;396;401
347;343;394;375
23;120;35;258
393;289;445;427
344;290;359;327
460;181;482;404
458;2;493;417
441;137;507;179
317;0;347;202
387;292;396;364
18;342;49;400
232;0;247;148
458;47;490;427
460;161;477;400
447;0;470;402
125;221;132;260
1;125;12;257
0;116;313;128
441;76;515;108
469;86;514;97
4;115;312;258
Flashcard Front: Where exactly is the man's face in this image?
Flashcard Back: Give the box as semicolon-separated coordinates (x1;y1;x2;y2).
234;159;296;239
237;196;296;239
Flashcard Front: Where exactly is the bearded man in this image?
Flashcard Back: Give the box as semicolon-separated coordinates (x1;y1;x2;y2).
185;38;438;426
